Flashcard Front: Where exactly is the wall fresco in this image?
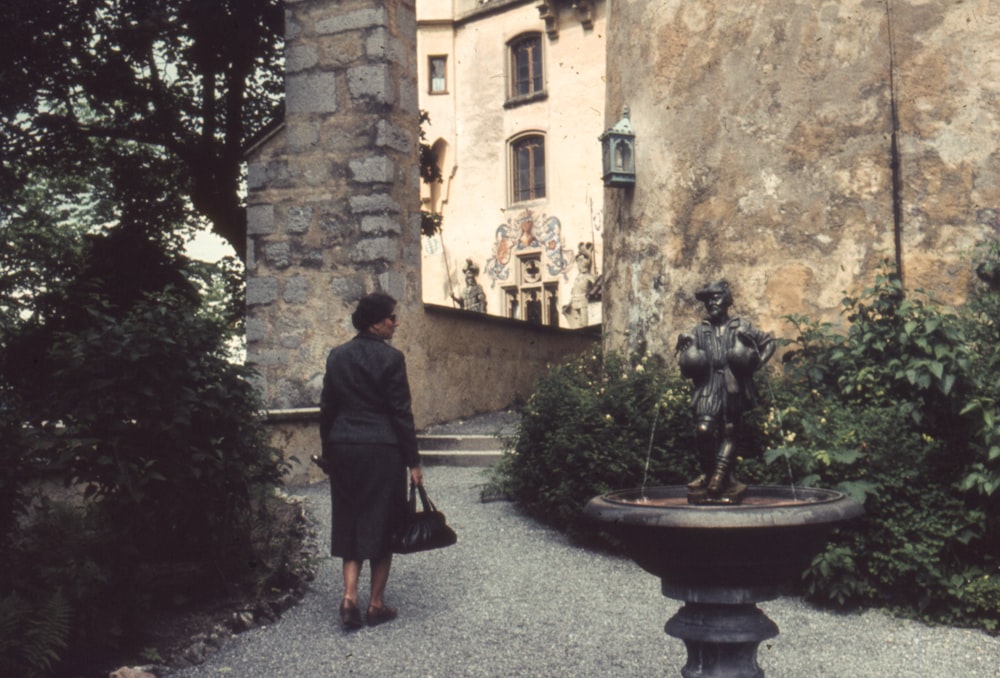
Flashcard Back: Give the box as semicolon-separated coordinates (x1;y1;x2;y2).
485;210;573;287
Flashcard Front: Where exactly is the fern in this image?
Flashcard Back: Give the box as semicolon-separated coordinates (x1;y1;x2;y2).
0;590;71;677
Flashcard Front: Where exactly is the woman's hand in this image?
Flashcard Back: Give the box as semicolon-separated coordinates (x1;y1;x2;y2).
410;466;424;487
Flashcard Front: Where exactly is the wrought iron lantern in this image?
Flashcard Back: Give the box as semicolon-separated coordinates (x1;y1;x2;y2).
599;106;635;188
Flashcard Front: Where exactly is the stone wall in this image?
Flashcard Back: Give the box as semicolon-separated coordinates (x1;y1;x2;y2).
246;0;596;459
603;0;1000;357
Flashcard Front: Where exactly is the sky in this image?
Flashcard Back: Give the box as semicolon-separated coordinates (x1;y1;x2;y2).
185;228;235;263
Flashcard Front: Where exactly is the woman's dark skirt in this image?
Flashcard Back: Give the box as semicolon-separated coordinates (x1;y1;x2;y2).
327;443;407;561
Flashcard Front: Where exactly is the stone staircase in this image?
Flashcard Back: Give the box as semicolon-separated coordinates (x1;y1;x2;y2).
417;432;506;466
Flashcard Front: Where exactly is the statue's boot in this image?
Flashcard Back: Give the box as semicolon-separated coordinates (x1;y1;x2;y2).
708;458;733;494
708;468;748;500
707;467;728;494
686;474;708;489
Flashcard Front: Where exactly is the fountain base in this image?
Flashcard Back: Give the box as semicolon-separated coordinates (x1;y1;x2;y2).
583;485;863;677
665;602;777;678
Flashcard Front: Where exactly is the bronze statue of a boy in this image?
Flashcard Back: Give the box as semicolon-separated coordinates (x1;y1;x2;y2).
676;281;774;504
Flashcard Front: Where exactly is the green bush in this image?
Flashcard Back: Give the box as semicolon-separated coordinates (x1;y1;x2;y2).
490;347;698;537
772;262;999;630
10;284;286;561
0;226;292;672
0;589;71;678
960;239;1000;498
493;251;1000;632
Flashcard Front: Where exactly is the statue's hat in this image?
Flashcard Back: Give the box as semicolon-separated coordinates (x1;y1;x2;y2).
695;280;731;302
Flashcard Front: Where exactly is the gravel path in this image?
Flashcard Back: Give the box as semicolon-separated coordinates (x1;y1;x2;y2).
169;467;999;677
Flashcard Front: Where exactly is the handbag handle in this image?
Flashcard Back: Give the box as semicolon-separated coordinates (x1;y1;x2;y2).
408;481;437;513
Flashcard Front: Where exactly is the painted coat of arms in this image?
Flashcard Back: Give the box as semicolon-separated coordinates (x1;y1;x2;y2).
485;210;572;286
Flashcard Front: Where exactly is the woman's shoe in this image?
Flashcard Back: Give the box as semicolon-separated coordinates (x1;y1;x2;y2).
366;604;398;627
340;600;363;630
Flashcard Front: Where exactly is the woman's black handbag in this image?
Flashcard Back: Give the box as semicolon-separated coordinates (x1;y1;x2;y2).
393;482;457;554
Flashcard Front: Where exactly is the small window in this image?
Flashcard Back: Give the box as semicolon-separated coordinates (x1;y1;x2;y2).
511;135;545;203
509;34;543;100
428;55;447;94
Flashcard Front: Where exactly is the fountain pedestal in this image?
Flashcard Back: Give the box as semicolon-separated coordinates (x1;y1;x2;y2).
665;602;776;678
584;485;863;678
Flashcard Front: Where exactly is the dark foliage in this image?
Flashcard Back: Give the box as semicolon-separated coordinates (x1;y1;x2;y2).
771;261;999;631
420;110;445;237
0;0;284;259
0;220;289;672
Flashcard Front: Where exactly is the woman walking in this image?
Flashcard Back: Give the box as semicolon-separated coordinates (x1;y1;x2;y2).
319;293;423;629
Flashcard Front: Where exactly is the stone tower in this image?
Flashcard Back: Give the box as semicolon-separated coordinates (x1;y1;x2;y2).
602;1;1000;357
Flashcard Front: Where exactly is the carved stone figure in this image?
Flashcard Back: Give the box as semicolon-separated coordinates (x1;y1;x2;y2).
562;243;598;328
452;259;487;312
676;280;774;504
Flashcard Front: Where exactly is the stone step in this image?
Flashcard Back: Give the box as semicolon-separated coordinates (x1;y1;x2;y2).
419;451;501;467
417;434;505;467
418;434;504;451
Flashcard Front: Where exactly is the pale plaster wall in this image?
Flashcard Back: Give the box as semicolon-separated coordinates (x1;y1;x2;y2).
602;0;1000;358
417;0;607;325
891;3;1000;292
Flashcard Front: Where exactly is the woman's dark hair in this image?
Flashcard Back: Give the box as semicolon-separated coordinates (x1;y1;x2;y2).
351;293;397;331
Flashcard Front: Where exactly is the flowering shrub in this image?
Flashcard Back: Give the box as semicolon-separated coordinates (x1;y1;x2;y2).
769;262;1000;631
489;347;698;537
493;249;1000;632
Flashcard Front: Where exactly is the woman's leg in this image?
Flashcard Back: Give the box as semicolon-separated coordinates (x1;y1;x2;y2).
342;559;361;605
340;559;364;629
366;553;398;625
368;553;393;608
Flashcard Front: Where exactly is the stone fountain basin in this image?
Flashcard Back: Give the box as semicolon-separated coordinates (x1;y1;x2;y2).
584;485;864;602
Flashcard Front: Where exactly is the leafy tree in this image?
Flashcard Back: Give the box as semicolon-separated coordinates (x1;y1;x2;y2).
0;0;284;260
2;190;275;556
0;5;290;669
420;110;444;237
0;208;288;671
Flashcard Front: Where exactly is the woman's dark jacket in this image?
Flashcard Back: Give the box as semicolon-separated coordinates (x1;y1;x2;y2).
319;332;420;468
